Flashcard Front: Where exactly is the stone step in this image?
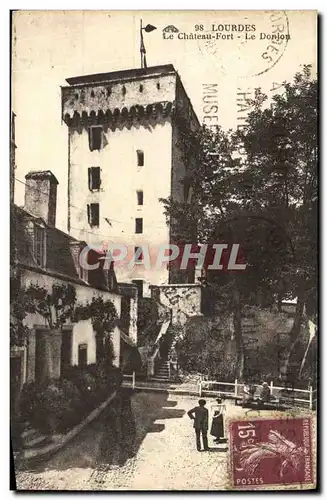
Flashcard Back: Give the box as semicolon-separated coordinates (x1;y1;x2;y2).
22;427;39;441
157;366;170;372
23;430;50;449
148;377;172;382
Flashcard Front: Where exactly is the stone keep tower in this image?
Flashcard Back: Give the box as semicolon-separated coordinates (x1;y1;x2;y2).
61;64;199;297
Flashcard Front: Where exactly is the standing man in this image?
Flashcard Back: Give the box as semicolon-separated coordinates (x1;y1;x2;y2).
188;399;209;451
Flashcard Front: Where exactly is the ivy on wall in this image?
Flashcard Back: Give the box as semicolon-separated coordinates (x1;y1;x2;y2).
10;276;35;347
25;283;77;330
75;296;118;363
11;279;118;366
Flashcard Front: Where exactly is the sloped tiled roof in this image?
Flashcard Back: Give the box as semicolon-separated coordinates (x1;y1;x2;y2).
11;204;117;292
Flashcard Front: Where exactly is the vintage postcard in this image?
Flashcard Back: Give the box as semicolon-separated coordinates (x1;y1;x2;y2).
11;10;317;491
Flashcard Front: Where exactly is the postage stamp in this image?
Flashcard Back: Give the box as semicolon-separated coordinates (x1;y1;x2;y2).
229;417;314;490
10;10;317;492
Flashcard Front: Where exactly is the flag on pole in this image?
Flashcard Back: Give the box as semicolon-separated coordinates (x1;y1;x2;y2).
144;24;157;33
140;21;157;69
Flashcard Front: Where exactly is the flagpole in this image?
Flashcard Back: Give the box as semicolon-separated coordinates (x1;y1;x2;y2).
139;21;156;69
140;19;144;68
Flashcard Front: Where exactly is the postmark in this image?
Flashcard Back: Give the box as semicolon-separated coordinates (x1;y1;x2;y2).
195;11;290;78
229;417;314;489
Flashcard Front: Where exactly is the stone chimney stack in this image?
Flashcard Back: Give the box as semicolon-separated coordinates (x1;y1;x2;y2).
24;170;59;227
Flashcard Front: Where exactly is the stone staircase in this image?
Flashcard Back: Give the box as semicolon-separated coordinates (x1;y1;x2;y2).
151;331;180;381
152;360;171;381
242;314;257;337
20;424;50;450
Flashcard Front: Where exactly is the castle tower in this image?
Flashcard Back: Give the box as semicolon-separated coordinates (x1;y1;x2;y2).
61;64;199;297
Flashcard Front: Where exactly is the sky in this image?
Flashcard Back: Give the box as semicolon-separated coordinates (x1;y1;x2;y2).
12;10;317;231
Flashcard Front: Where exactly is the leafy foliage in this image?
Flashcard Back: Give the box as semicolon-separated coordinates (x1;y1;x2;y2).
10;276;35;347
19;364;121;435
175;316;236;381
24;283;77;329
75;295;118;363
175;307;315;384
161;66;317;381
75;295;117;334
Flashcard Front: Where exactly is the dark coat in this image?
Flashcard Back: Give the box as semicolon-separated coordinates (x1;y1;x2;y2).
187;406;209;430
260;386;271;402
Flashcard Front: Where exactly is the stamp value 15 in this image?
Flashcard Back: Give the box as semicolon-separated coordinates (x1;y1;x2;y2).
229;417;314;489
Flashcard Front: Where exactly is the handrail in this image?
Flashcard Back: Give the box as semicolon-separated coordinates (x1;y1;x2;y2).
200;380;313;394
199;379;316;409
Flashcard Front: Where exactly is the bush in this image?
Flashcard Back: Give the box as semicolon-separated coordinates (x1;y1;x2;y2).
57;379;83;430
19;381;40;423
20;380;81;434
39;383;68;433
175;316;236;381
93;363;113;403
18;363;123;436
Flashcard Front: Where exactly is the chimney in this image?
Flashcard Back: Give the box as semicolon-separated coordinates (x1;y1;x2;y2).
24;170;59;227
69;240;88;282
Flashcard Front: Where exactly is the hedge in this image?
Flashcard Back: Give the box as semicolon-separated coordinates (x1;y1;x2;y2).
19;363;122;435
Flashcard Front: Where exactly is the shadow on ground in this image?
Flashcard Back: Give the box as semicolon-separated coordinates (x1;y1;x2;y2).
22;388;184;472
204;447;228;453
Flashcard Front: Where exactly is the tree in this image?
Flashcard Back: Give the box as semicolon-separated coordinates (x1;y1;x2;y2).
236;65;317;379
161;66;317;382
160;124;250;377
160;124;292;378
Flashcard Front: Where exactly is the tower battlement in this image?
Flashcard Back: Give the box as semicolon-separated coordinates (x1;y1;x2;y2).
61;64;198;129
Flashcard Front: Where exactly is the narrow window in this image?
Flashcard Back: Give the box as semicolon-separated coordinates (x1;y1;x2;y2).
122;85;126;96
78;344;88;367
88;167;101;190
134;246;144;262
139;84;143;92
87;203;100;227
135;218;143;234
137;150;144;167
132;279;144;298
157;82;160;90
88;126;103;151
137;190;144;206
34;225;45;267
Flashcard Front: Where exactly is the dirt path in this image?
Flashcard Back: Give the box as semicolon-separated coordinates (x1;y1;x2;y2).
16;391;233;490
